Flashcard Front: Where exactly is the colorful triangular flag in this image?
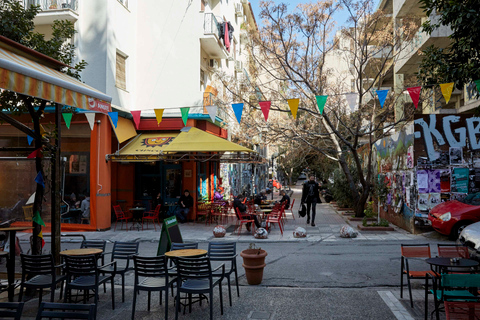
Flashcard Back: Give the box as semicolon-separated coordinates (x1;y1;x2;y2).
315;95;328;115
345;93;357;112
439;82;454;104
62;113;73;129
407;86;422;109
131;110;141;129
108;112;118;128
85;113;95;130
32;211;46;227
287;99;299;119
35;171;45;188
205;106;217;123
39;124;47;138
154;109;164;125
376;89;389;108
38;230;45;248
27;148;42;159
475;80;480;94
259;101;271;121
27;134;34;145
180;107;190;126
232;103;244;124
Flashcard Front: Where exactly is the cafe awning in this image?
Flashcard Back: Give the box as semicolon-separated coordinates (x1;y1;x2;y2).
0;38;112;112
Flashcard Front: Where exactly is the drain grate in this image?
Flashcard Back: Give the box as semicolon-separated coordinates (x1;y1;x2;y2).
248;311;273;319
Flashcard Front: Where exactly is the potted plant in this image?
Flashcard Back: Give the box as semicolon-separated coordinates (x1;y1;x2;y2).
240;243;267;285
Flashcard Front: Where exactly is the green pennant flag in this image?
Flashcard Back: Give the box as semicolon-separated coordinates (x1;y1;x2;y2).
180;107;190;126
62;113;73;129
475;80;480;94
32;211;46;227
315;95;328;115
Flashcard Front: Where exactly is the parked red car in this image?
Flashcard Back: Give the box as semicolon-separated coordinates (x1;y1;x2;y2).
429;194;480;239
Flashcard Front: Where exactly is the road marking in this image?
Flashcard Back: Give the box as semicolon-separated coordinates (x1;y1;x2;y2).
377;290;414;320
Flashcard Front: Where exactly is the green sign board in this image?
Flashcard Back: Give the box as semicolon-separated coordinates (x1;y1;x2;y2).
157;216;183;255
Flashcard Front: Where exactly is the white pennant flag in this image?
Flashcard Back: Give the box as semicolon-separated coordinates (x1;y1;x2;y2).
345;93;358;112
85;113;96;130
205;105;217;123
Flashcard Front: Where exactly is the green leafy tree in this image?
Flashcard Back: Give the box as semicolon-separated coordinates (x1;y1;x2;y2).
0;0;86;255
417;0;480;90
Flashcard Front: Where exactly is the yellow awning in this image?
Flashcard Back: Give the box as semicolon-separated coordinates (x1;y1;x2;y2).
112;117;137;143
109;132;179;161
162;127;254;153
0;46;111;112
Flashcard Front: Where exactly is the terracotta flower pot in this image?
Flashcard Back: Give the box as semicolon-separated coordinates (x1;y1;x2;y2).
240;249;267;285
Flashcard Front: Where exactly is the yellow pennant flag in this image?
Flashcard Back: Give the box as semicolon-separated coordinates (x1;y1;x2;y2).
154;109;164;125
440;82;454;104
287;99;299;119
39;124;46;137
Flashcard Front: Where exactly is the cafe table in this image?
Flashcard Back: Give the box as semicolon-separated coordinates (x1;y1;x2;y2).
128;207;146;231
60;248;103;256
0;226;34;301
165;249;207;259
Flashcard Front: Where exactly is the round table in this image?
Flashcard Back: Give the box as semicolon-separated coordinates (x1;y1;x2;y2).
129;207;146;231
426;257;479;273
60;248;103;256
0;226;34;301
165;249;207;258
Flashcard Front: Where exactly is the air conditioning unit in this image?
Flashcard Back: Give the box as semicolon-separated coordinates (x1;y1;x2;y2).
235;60;243;72
209;59;219;69
235;3;243;16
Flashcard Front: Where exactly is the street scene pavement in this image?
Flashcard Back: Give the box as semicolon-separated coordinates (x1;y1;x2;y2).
0;181;452;319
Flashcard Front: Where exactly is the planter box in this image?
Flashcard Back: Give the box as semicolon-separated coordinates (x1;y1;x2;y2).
357;224;394;231
348;217;376;221
341;211;355;216
337;208;353;211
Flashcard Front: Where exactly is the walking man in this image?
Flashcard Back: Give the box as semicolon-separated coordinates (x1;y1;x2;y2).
301;175;321;226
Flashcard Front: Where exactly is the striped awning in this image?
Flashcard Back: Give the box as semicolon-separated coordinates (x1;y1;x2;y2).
0;46;112;112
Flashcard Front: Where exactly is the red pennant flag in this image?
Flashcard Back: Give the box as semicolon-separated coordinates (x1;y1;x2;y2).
259;101;271;121
27;148;42;159
131;110;141;129
407;86;422;109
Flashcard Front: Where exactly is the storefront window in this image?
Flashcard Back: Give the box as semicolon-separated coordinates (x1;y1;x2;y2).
62;152;90;224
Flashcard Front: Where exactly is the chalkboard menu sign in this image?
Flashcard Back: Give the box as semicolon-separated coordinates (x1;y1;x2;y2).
157;216;183;255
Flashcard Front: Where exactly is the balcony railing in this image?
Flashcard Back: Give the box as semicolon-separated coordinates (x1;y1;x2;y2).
203;13;221;38
24;0;78;12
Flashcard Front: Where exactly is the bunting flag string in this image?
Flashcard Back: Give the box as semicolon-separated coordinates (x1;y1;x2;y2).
287;99;299;119
475;80;480;94
259;101;271;121
32;211;46;227
376;89;389;108
345;93;357;112
27;148;42;159
34;171;45;188
85;113;96;130
407;86;422;109
108;112;118;128
205;106;217;123
38;230;45;248
154;109;164;125
232;103;244;124
440;82;454;104
180;107;190;126
27;133;34;145
62;113;73;129
131;110;141;129
315;95;328;115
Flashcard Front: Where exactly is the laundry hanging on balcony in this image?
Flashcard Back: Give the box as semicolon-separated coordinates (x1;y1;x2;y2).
220;21;234;52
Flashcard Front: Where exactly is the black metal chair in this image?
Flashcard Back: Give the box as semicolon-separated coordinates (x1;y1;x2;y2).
102;241;139;302
64;255;116;318
175;256;225;320
35;302;95;320
19;254;66;306
170;242;198;266
208;242;239;306
80;240;107;264
0;302;24;320
132;255;176;320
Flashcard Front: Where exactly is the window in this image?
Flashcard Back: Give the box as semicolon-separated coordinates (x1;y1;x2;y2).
116;52;127;90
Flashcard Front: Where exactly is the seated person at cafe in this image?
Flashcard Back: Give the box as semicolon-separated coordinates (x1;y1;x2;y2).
278;190;291;209
175;190;193;223
234;194;261;232
81;194;90;223
213;189;224;202
254;190;267;205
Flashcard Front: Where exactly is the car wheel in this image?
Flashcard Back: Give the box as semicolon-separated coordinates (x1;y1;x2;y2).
450;221;471;240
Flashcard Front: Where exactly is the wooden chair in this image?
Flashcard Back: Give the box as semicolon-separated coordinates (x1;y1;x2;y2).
35;302;95;320
234;207;255;235
113;205;132;231
401;243;437;308
0;302;24;320
142;204;162;231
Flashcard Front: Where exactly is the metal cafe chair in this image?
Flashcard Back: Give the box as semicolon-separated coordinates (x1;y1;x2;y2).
132;255;176;320
80;240;107;264
208;242;239;306
437;244;470;258
112;205;132;231
142;204;162;231
0;302;24;320
35;302;95;320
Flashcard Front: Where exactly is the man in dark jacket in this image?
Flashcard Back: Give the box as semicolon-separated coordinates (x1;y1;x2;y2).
254;190;266;205
175;189;193;223
233;195;260;231
278;190;291;209
301;175;321;226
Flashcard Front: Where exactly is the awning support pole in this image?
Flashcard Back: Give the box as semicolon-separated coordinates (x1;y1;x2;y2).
51;103;61;265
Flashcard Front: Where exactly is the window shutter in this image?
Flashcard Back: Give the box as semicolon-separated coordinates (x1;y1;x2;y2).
116;53;126;90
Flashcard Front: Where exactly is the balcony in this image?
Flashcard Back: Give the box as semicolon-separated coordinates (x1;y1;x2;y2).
24;0;79;25
200;13;229;60
393;0;423;18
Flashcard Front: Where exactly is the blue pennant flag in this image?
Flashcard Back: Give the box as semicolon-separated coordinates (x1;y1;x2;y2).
376;89;389;108
108;112;118;128
35;172;45;188
232;103;244;124
27;134;34;145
